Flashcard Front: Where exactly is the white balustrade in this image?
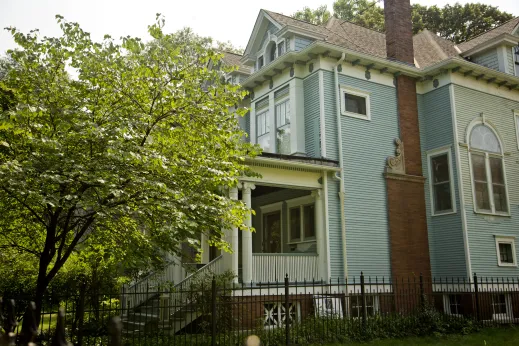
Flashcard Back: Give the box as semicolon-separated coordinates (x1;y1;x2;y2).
252;254;319;283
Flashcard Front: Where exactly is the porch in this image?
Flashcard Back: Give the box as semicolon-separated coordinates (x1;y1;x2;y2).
201;154;340;284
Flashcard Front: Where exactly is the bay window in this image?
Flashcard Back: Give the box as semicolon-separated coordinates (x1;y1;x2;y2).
469;123;508;214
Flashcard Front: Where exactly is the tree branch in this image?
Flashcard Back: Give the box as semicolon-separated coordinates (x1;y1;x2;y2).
0;186;47;227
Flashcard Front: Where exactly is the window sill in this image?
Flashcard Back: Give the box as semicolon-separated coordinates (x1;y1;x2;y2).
341;111;370;121
473;210;511;217
431;210;457;217
497;263;517;268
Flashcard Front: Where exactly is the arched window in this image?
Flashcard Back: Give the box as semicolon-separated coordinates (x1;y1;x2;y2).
469;123;508;214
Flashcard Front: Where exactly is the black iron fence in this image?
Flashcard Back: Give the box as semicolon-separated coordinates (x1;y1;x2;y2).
2;273;519;346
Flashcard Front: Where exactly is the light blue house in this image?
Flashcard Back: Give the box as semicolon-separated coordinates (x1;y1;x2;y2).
125;6;519;327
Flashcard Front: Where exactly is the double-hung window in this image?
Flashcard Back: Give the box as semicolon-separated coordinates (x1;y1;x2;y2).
469;124;508;214
287;196;316;243
256;97;271;152
514;46;519;76
427;148;456;215
515;111;519;149
275;87;291;154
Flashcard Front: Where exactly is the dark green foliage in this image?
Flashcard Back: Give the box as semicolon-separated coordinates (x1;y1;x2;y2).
292;1;514;43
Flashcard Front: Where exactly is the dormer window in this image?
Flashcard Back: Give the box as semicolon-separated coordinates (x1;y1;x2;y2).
278;40;285;56
270;44;276;63
257;56;264;70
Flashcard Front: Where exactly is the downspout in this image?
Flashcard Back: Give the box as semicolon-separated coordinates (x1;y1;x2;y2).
334;53;348;279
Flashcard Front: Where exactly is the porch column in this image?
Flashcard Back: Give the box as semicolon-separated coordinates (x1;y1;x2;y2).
242;182;256;284
229;185;240;283
312;189;327;281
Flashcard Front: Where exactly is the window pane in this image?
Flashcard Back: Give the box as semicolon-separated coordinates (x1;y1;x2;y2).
434;182;452;212
258;134;271;152
276;125;291;155
493;184;508;213
493;294;507;314
290;207;301;240
344;93;366;115
303;204;315;239
470;124;501;153
270;45;276;62
499;243;514;264
431;154;450;183
471;154;486;181
489;157;505;185
285;102;291;123
475;182;491;210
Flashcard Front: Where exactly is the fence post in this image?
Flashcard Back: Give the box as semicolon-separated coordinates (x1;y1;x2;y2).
473;273;480;322
419;273;425;309
285;274;290;346
360;272;366;331
211;276;217;346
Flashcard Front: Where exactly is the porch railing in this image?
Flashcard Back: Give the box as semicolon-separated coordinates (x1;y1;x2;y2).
252;253;319;283
122;256;186;310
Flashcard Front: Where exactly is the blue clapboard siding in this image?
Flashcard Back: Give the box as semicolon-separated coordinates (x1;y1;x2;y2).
322;70;398;279
472;49;500;71
251;189;311;254
295;36;313;51
418;86;467;278
304;72;321;157
453;85;519;277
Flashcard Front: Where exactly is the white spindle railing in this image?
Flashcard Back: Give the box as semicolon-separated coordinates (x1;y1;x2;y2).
252;253;319;283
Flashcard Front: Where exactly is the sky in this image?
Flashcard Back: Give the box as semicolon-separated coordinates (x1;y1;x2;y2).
1;0;518;54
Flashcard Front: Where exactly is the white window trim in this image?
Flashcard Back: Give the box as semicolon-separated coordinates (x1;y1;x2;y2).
286;195;316;244
427;146;457;216
514;111;519;150
340;85;371;121
494;235;517;267
491;293;513;321
443;294;463;316
466;120;510;216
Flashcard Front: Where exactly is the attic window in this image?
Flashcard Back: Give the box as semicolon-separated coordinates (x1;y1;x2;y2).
278;40;285;56
340;86;371;121
258;56;264;69
270;45;276;62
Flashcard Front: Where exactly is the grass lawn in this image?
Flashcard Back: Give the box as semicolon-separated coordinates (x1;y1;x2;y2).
320;326;519;345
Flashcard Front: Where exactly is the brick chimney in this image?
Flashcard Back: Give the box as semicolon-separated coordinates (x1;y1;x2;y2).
383;0;432;284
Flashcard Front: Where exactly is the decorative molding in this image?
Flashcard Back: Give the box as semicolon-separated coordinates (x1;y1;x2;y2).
311;190;322;199
385;138;406;174
242;182;256;192
384;172;426;184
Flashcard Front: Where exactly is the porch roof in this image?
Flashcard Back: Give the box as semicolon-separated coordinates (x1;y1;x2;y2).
247;153;340;172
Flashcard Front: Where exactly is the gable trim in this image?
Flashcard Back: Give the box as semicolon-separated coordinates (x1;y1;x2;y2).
243;10;282;60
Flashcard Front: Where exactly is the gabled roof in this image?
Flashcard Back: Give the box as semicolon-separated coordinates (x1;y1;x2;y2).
413;30;460;68
262;10;460;68
221;51;251;75
457;17;519;53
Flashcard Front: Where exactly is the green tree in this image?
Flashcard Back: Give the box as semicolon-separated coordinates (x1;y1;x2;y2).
292;1;514;43
293;5;331;25
0;14;258;320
